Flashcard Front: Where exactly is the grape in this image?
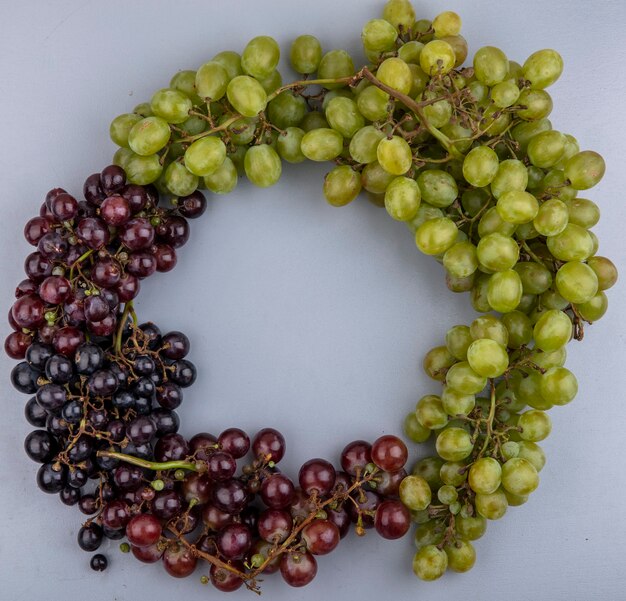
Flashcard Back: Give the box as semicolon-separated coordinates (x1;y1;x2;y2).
244;145;282;188
384;176;421;221
110;113;142;148
433;11;462;38
496;190;539;224
445;539;476;573
382;0;415;30
211;50;243;80
473;46;508;85
404;412;431;443
491;80;520;108
362;161;395;194
398;41;424;64
195;62;230;101
417;169;458;208
184;137;226;177
478;207;517;238
540;366;578;405
128;117;171;156
362;19;397;52
437;484;458;505
204;157;238;194
349;126;385;164
501;458;539;496
555;261;599;304
476;233;519;271
445;362;487;395
575;291;608;321
163;162;198;197
522;49;563;89
518;410;552;441
377;136;413;175
356;86;390;121
290;35;322;74
324;165;362;207
564;150;606;189
412;545;448;581
300;128;343;162
456;515;487;540
467;339;509;378
517;441;546;472
463;146;499;187
225;76;267;118
325;97;364;138
517;89;553;121
487;270;523;313
399;475;431;511
415;217;458;255
416;394;448;429
241;36;280;79
445;325;472;360
564;198;600;229
533;198;569;236
527;130;566;168
587;256;618;290
469;457;502;494
269;92;307;129
150;89;192;125
475;489;508;520
420;40;456;75
435;428;473;462
441;387;475;416
276;127;305;164
377;57;413;95
317;50;354;88
440;462;467;487
471;315;509;347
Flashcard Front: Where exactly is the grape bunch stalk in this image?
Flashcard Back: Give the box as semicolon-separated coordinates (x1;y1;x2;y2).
4;0;618;591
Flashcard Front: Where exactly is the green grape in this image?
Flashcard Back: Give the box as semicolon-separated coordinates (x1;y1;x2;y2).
317;50;354;88
491;80;520;108
470;273;492;313
574;291;608;321
290;35;322;74
446;325;473;360
442;122;474;154
440;462;467;487
530;347;567;371
376;57;413;94
125;153;163;185
515;369;550;410
522;49;563;89
490;159;528;200
443;241;478;279
507;59;523;79
325;96;364;138
276;127;306;163
384;176;421;221
361;161;396;194
441;35;468;66
323;165;362;207
404;412;431;443
445;361;487;395
540;366;578;406
515;221;540;242
322;89;356;111
228;146;247;174
398;40;424;64
241;36;280;79
170;70;202;104
482;106;512;136
268;92;307;129
382;0;415;29
504;489;528;506
112;147;134;170
179;116;206;136
517;441;546;472
377;136;413;175
163;162;198;196
400;475;432;511
184;136;226;177
257;70;282;95
467;80;489;103
555;261;599;304
300;111;329;132
437;484;458;505
516;89;553;121
564;151;605;190
467;338;509;378
416;170;458;208
462;146;499;187
407;204;444;232
211;50;243;80
518;410;551;442
203;157;237;194
456;515;487;540
475;489;508;520
501;311;532;348
473;46;509;86
362;18;397;52
220;116;257;146
538;169;578;201
357;85;391;122
349;126;386;164
587;256;618;290
487;270;523;313
416;394;448;429
412;545;448;581
195;61;229;100
496;190;538;224
244;144;282;187
436;428;473;462
533;198;569;236
432;10;462;37
470;315;509;346
476;233;519;272
547;224;594;261
128;116;171;156
420;40;456;75
527;130;566;168
441;387;475;416
515;262;553;295
150;88;192;125
226;76;267;117
300;128;343;162
501;441;520;460
132;102;153;118
511;118;552;153
415;217;458;255
565;198;600;229
501;458;539;495
533;309;572;351
589;230;599;255
412;457;444;490
110;113;142;148
477;207;517;238
468;457;502;495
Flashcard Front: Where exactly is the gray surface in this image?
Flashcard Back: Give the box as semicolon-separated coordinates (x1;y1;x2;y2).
1;1;625;599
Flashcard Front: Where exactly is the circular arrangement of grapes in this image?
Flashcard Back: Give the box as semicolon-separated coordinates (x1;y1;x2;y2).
5;0;617;592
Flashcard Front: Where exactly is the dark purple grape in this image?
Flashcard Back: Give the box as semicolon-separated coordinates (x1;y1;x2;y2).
134;395;152;415
158;216;189;248
154;433;189;462
210;562;244;592
127;416;157;445
181;473;212;504
131;543;163;563
162;543;197;578
74;342;104;375
156;382;182;409
371;435;408;472
207;451;237;481
115;273;140;302
52;326;85;357
126;251;156;278
112;389;136;410
37;463;66;493
177;191;206;219
45;188;67;211
15;279;39;297
113;465;145;491
75;218;110;250
301;519;340;555
217;523;252;559
87;313;117;336
46;414;70;437
24;216;53;246
133;376;155;398
151;490;183;520
280;551;317;587
83;295;110;322
12;294;45;329
189;432;217;461
67;466;89;489
45;355;73;384
126;514;162;547
87;369;118;396
24;430;57;463
252;428;285;463
299;459;336;496
61;400;83;424
218;428;250;459
212;479;247;514
50;193;78;222
134;354;155;375
151;408;179;435
11;361;40;394
83;173;105;206
347;489;381;528
106;419;126;442
77;523;103;551
100;165;126;194
25;342;53;370
153;243;177;272
327;506;351;538
59;486;80;506
121;184;148;213
78;496;98;517
4;331;31;359
258;508;292;543
25;396;47;427
374;499;411;540
67;435;93;463
24;251;53;282
91;257;122;288
90;554;108;571
120;218;154;250
86;407;108;430
261;473;295;509
37;231;68;259
202;504;233;531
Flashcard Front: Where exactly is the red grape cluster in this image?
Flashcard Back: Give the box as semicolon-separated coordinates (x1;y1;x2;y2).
6;165;411;592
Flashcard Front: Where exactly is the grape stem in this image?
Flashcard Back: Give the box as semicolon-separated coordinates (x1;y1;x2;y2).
96;449;202;472
113;301;137;356
68;248;95;282
477;380;497;458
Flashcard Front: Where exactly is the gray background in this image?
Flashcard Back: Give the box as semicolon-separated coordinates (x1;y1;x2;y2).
1;1;625;599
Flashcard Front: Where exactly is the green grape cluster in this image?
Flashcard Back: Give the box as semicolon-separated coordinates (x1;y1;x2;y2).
107;0;617;582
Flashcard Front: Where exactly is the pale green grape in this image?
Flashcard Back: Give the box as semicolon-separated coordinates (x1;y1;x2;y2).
446;361;487;395
432;10;462;37
416;395;448;429
476;233;519;272
587;256;618;290
516;370;550;410
323;165;361;207
456;515;487;540
533;309;572;351
527;130;566;168
547;224;594;261
468;457;502;495
555;261;599;303
436;428;473;462
446;325;473;360
184;136;226;177
416;169;458;208
258;70;283;95
150;88;192;124
441;387;475;416
356;86;390;121
377;135;413;175
564;151;605;190
511;118;552;153
383;0;415;29
480;105;512;136
443;241;478;278
164;162;198;196
244;144;282;187
384;176;421;221
317;50;354;88
400;475;432;511
533;198;569;236
517;441;546;472
220;116;257;146
325;96;364;138
203;157;237;194
530;346;567;369
110;113;142;148
415;217;458;255
437;484;458;505
268;92;307;129
518;410;551;441
490;159;528;199
467;80;489;103
412;456;444;490
376;57;413;95
475;489;508;519
467;338;509;377
574;291;608;321
128;116;171;156
501;458;539;495
125;153;163;185
349;126;386;164
540;366;578;405
404;412;431;443
361;161;396;194
517;89;553;120
112;147;134;170
501;441;520;460
441;35;468;66
241;36;280;79
440;462;467;487
496;190;539;224
300;128;343;161
473;46;509;86
276;127;306;163
491;80;520;108
226;76;267;117
211;51;243;80
195;61;229;100
471;273;493;313
420;40;456;75
522;49;563;89
470;314;509;346
413;545;448;581
170;70;202;104
179;115;206;136
362;18;397;52
477;207;517;238
502;311;533;348
420;91;452;128
538;168;577;201
487;270;523;313
514;262;553;295
462;146;499;187
300;111;329;131
565;198;600;229
290;35;322;74
504;489;529;506
398;40;424;64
